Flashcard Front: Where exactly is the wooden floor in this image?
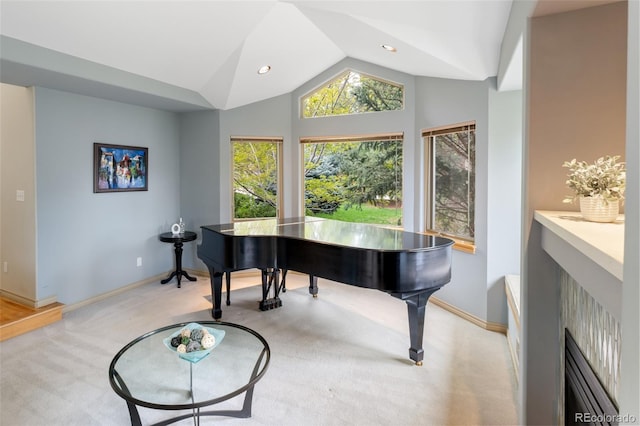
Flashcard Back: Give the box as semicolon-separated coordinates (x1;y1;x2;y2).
0;297;64;342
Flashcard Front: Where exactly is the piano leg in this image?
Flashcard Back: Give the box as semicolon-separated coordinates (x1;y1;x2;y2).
397;287;441;366
208;268;224;320
308;275;318;298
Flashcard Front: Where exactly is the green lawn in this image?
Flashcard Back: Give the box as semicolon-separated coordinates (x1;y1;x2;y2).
312;204;402;226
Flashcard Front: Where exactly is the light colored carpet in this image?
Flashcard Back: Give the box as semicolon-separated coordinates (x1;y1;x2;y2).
0;273;518;425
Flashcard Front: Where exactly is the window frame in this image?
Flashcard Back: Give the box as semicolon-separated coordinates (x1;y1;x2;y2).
230;136;284;221
300;69;405;119
300;132;404;226
423;122;477;254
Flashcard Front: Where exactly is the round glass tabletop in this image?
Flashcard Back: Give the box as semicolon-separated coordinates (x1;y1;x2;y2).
109;321;270;417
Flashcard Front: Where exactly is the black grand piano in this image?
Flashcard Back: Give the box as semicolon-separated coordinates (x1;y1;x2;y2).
197;217;454;365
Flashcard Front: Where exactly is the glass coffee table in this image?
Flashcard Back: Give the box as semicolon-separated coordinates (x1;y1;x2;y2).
109;321;270;426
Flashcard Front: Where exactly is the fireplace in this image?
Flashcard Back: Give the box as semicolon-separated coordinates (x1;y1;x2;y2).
565;330;618;425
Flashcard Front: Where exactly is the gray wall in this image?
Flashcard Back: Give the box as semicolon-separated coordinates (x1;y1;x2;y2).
487;86;522;324
34;87;181;305
415;76;522;324
18;56;522;327
218;93;292;222
415;76;490;321
193;57;522;326
179;110;220;270
292;59;418;228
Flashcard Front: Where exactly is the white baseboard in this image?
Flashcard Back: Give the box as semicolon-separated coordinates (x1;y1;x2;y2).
0;290;57;308
506;328;520;383
194;268;507;334
430;296;508;334
62;273;167;313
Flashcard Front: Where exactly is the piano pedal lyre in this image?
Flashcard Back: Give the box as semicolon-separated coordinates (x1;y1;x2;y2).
259;268;284;311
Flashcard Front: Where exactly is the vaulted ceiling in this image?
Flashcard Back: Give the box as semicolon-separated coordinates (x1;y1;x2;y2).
0;1;516;112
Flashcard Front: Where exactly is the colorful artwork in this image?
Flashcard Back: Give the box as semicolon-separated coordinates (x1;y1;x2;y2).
94;143;148;192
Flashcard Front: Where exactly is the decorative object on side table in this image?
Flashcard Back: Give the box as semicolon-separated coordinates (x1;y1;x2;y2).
171;218;186;235
562;155;626;223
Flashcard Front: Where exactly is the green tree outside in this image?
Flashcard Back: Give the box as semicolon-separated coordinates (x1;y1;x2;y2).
233;141;279;219
235;69;405;224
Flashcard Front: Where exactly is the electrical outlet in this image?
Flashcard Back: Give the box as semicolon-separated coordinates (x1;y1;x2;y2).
136;257;142;267
16;190;24;202
3;262;7;273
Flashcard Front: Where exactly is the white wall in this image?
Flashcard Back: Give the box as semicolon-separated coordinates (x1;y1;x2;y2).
620;0;640;419
522;2;628;423
0;83;37;303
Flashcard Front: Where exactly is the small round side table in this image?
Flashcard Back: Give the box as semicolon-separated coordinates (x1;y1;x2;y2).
159;231;198;288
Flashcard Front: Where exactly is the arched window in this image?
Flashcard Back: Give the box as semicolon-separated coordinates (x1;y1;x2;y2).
301;70;403;118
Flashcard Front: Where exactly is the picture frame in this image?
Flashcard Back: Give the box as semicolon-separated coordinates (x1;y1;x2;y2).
94;143;148;193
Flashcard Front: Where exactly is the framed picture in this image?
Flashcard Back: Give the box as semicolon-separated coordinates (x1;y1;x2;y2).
94;143;148;193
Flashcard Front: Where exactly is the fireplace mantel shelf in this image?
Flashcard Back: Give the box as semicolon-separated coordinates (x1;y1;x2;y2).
535;210;623;319
535;210;624;280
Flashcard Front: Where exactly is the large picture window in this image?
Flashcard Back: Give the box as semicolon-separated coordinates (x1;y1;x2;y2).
302;133;403;226
423;123;476;243
231;137;283;220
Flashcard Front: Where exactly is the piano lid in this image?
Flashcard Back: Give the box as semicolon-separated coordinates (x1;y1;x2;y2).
202;217;453;252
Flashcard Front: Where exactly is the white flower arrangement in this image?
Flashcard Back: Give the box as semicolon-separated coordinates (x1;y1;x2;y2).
562;155;626;204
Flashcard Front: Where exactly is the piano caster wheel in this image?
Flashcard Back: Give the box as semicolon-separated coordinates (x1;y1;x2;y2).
415;361;423;366
313;294;318;298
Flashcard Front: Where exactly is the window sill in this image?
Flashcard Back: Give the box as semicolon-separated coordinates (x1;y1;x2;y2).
422;231;476;254
452;240;476;254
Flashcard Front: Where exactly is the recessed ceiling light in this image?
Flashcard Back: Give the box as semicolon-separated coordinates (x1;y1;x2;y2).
258;65;271;75
381;44;397;52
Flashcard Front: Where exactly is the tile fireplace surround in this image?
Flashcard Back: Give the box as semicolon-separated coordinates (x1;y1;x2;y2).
535;211;623;424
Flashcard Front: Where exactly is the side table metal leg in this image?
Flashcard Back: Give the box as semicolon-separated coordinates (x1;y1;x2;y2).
126;401;143;426
113;370;143;426
189;363;198;426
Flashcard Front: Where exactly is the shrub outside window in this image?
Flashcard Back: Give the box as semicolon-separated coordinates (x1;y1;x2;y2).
302;133;403;227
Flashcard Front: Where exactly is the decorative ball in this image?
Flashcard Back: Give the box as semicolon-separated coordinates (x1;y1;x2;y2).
186;341;202;352
176;344;187;353
190;328;204;342
201;333;216;349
